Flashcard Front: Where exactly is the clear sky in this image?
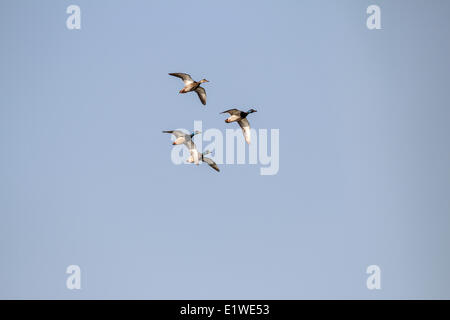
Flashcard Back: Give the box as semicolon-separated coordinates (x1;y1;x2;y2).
1;0;450;299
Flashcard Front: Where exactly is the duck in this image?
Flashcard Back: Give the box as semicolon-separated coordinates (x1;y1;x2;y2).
220;108;257;144
168;73;209;105
187;150;220;172
162;130;201;164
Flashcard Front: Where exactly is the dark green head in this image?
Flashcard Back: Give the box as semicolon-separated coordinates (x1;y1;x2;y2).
191;130;201;137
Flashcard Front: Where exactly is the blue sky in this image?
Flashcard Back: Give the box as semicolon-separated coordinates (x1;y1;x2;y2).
1;0;450;298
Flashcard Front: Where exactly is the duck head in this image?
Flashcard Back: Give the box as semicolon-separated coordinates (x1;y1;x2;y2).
247;109;257;114
191;130;201;137
203;150;212;155
199;79;209;84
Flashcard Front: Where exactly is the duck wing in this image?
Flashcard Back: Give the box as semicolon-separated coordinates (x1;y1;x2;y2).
195;87;207;105
238;118;251;144
169;73;194;85
162;130;186;138
202;157;220;172
221;109;241;115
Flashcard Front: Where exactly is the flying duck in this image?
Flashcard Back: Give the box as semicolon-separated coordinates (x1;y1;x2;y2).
187;150;220;172
168;73;209;105
221;108;257;144
162;130;201;164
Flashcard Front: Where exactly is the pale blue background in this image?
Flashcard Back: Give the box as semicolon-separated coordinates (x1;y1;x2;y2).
1;0;450;299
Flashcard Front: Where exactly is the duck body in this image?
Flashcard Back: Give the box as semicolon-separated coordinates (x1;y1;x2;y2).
169;73;209;105
221;108;257;144
179;81;201;93
223;110;247;123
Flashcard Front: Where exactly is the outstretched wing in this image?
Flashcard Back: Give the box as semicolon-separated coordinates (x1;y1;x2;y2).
238;118;251;144
221;109;241;115
202;157;220;172
162;130;186;138
169;73;194;85
195;87;207;105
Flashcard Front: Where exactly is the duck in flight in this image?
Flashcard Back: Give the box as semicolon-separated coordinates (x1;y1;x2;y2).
221;108;257;144
169;73;209;106
162;130;201;164
187;150;220;172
